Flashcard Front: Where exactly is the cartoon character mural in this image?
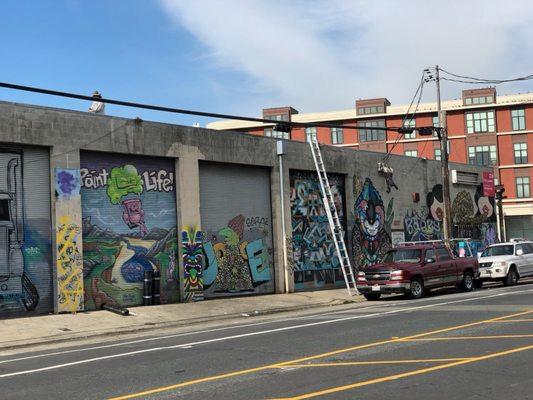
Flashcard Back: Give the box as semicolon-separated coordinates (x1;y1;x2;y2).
290;171;346;290
451;183;497;250
80;152;178;310
352;177;394;268
202;214;273;297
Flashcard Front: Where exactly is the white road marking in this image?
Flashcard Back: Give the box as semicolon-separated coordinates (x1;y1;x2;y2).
0;287;531;379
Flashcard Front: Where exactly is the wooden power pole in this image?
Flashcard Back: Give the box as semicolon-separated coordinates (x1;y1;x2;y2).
436;65;453;239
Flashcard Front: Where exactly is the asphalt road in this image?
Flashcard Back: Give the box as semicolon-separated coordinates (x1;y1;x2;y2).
1;283;533;400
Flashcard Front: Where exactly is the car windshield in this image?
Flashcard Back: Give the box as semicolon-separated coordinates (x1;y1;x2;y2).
481;245;514;257
381;249;421;264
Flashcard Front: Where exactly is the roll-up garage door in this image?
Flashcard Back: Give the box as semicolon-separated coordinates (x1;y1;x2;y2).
0;146;52;317
199;162;274;298
80;151;178;310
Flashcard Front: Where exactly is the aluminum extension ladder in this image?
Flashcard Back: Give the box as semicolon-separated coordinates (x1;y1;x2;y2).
309;138;359;296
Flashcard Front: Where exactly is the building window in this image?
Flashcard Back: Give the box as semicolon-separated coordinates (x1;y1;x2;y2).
405;150;418;157
359;120;386;142
514;143;528;164
516;177;530;198
331;127;343;144
357;106;384;115
466;111;495;133
511;109;526;131
265;114;289;122
465;96;494;105
468;145;497;166
403;118;416;139
305;127;317;142
264;128;290;140
434;148;441;161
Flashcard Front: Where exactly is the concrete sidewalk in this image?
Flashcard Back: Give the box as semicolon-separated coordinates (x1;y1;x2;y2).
0;289;361;350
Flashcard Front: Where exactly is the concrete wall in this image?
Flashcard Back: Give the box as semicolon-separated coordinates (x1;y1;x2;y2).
0;101;496;314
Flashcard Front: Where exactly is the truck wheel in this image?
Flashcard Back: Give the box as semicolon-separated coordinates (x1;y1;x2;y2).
363;293;381;301
460;271;474;292
503;267;518;287
407;278;424;299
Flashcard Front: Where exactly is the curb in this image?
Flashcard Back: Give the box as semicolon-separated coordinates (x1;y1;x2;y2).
0;297;362;351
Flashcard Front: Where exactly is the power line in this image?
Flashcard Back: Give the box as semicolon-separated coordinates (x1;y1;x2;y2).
0;81;404;133
439;68;533;84
383;70;427;164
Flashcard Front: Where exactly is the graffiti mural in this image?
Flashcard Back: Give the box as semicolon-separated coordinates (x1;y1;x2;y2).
81;152;178;310
290;171;345;290
451;183;497;251
55;169;84;313
352;177;394;268
0;149;52;316
403;185;445;242
202;214;272;297
182;226;204;302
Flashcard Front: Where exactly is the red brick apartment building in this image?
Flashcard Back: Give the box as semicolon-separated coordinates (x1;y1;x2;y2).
207;88;533;239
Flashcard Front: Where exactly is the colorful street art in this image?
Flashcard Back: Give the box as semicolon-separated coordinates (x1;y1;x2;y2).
352;177;394;268
81;153;178;310
403;209;443;242
0;150;49;316
202;214;273;297
290;171;345;290
55;168;84;313
451;183;497;251
182;226;204;302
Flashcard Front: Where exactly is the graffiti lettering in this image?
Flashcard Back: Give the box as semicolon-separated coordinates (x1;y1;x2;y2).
245;216;269;228
81;167;174;192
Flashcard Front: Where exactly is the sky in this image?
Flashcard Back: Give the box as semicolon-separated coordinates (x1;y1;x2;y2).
1;0;532;127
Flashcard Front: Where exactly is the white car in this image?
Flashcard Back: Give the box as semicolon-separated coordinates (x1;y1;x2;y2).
476;239;533;286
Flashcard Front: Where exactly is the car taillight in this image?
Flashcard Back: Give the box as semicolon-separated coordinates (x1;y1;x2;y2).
390;270;403;280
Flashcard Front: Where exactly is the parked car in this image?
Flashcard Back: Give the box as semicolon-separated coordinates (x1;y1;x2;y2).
476;239;533;287
356;240;479;300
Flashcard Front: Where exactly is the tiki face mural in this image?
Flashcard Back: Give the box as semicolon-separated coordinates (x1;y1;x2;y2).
182;227;204;301
352;178;393;268
426;184;444;221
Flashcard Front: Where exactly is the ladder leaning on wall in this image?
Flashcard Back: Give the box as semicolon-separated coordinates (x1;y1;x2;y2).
309;138;359;296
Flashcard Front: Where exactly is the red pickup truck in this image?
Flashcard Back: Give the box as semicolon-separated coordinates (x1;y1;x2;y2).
356;241;479;300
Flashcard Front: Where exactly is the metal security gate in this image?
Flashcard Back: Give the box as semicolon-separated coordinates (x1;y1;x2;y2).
290;170;347;291
199;162;275;298
0;146;53;317
80;151;178;310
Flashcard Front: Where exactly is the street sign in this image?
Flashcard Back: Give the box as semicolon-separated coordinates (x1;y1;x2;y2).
483;171;495;196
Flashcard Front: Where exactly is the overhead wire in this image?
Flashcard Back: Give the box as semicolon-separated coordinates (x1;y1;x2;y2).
439;68;533;84
0;81;402;133
382;71;426;164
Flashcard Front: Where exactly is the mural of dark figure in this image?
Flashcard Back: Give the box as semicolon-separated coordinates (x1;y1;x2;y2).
0;152;39;311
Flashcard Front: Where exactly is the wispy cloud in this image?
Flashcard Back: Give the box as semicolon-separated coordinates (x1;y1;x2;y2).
159;0;533;114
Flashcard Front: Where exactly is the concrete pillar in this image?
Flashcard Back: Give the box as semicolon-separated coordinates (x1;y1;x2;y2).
50;148;84;313
172;145;204;302
270;148;294;293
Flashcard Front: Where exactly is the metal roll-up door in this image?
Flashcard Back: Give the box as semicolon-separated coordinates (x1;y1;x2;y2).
199;162;274;298
290;170;346;291
0;146;52;317
80;151;178;310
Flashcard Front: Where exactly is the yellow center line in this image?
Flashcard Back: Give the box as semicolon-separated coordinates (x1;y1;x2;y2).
489;319;533;322
108;309;533;400
403;334;533;341
275;343;533;400
274;358;472;368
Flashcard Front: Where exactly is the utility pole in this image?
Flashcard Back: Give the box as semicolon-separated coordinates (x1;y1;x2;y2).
436;65;453;239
